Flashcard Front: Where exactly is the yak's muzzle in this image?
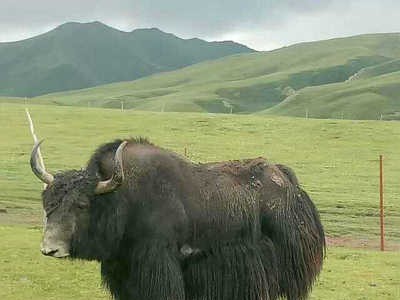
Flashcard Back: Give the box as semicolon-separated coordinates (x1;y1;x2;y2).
41;228;70;258
40;245;70;258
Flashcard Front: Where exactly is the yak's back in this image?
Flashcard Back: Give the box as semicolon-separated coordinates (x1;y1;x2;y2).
202;157;297;191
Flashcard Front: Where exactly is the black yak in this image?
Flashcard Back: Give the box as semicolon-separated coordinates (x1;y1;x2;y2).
30;138;325;300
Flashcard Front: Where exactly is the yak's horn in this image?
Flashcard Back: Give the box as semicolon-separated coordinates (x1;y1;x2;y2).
30;140;54;185
94;141;128;195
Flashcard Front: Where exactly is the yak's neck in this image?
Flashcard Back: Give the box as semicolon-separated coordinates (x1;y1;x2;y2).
73;192;129;261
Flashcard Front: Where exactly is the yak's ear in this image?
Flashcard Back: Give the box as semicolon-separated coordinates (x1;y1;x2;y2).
94;141;128;195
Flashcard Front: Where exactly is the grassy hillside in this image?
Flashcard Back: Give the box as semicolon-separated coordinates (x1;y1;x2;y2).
348;58;400;80
15;32;398;120
264;71;400;120
1;103;399;299
0;22;253;97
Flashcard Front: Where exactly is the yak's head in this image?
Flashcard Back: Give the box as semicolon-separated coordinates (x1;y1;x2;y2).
30;140;127;258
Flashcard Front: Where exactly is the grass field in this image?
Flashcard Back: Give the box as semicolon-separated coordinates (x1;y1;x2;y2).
1;226;399;300
0;103;399;299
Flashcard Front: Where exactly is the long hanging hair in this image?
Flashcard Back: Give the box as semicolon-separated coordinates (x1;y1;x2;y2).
261;171;325;300
182;185;280;300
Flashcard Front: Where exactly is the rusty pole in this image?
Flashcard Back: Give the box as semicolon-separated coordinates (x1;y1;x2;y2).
379;155;385;251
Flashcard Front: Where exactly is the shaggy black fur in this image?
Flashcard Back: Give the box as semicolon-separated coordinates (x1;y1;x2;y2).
41;138;325;300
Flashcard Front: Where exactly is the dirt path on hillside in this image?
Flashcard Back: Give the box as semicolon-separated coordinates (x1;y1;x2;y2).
326;236;400;251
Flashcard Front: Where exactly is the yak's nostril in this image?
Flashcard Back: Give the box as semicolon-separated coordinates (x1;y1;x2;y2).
41;248;59;256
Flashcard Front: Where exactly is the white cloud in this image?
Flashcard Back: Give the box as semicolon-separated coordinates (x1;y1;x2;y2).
0;0;399;50
215;0;400;50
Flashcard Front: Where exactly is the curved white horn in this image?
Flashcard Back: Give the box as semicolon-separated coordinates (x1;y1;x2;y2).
94;141;128;195
30;140;54;185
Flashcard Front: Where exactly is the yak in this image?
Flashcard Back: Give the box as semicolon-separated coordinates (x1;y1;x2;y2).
30;137;325;300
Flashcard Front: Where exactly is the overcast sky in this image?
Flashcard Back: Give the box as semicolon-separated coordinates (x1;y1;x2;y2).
1;0;399;50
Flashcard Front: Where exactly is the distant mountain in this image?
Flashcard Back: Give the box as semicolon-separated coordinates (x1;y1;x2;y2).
0;21;254;97
25;32;400;120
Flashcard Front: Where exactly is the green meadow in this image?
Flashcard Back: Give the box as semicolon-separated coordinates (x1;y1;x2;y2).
1;103;399;299
1;227;399;300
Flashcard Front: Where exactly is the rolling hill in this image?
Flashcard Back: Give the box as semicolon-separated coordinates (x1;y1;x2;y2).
264;70;400;120
20;33;399;120
347;58;400;80
0;21;253;97
2;32;400;120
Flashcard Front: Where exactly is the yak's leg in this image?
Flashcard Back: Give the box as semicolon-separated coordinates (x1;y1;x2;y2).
125;240;185;300
183;241;278;300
